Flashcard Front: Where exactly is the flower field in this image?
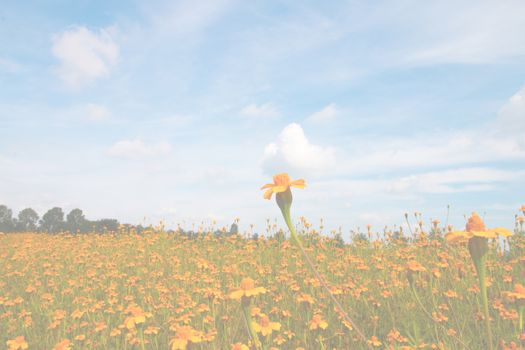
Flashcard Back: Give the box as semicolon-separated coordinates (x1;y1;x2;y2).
1;220;524;350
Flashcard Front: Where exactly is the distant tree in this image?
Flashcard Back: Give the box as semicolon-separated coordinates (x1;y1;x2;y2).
17;208;39;232
229;223;239;236
93;218;119;233
40;207;65;233
0;205;15;232
66;208;87;234
352;232;369;244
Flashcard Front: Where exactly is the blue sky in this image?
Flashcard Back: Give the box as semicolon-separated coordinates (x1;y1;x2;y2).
1;0;524;237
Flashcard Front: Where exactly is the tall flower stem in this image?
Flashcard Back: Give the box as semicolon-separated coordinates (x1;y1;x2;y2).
277;189;372;349
473;255;493;350
241;300;262;350
518;306;524;335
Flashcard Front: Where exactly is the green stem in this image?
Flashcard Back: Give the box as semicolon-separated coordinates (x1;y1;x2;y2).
519;306;524;336
280;203;373;350
474;256;493;350
241;303;262;350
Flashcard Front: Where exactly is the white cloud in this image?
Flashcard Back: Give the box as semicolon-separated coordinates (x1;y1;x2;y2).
336;127;525;176
261;123;335;175
306;103;338;123
402;1;525;65
309;168;522;200
387;168;522;194
86;103;111;122
52;26;119;88
240;103;280;119
107;139;172;158
494;85;525;141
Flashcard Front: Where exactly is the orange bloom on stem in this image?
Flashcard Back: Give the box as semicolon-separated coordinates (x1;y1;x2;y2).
170;326;203;350
445;212;512;244
309;314;328;330
260;173;305;200
445;212;512;350
6;336;28;350
53;339;72;350
252;314;281;336
406;260;426;272
504;284;525;301
229;277;266;300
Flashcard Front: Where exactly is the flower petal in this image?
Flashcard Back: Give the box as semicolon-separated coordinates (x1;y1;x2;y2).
445;231;471;243
472;230;497;238
263;189;274;200
289;179;306;188
260;183;275;190
272;173;290;186
488;227;513;237
229;290;244;300
271;185;287;193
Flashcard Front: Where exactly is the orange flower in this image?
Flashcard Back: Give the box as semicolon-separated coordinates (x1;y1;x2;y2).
406;260;426;272
368;335;382;347
445;212;512;243
53;339;72;350
6;336;28;350
170;326;203;350
231;343;249;350
309;314;328;330
252;314;281;336
504;284;525;301
260;173;305;200
229;278;266;300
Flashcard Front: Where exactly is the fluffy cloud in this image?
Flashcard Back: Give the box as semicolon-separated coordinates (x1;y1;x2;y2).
52;26;119;88
240;103;280;119
261;123;335;175
107;139;171;158
306;103;338;123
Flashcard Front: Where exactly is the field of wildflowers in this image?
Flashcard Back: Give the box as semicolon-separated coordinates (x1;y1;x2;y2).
0;175;523;349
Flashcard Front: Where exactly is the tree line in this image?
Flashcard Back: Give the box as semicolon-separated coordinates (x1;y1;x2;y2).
0;205;119;234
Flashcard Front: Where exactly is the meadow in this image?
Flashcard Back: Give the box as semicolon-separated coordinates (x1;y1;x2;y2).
1;214;524;350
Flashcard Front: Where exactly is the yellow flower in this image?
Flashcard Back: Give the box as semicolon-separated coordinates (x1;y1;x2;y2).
260;173;305;200
6;336;28;350
229;277;266;300
252;314;281;336
445;212;512;243
170;326;203;350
